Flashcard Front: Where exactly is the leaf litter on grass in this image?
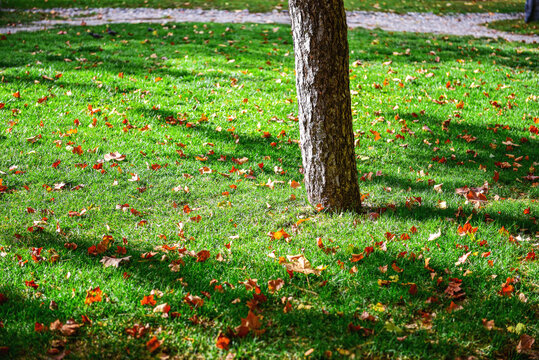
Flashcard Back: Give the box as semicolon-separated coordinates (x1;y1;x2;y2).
0;20;537;359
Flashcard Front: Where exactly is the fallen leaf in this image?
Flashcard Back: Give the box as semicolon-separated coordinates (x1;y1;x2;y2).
455;251;472;266
482;319;495;330
235;310;265;337
146;336;161;353
428;229;441;241
268;278;284;294
100;256;131;268
216;333;230;350
283;254;325;276
153;303;171;315
84;287;103;305
517;334;535;353
104;152;126;161
140;295;157;306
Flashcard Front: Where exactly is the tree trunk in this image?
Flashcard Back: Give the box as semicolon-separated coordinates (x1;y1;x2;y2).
525;0;539;23
289;0;361;212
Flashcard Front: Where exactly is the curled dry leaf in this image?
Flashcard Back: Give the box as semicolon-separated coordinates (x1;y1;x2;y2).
283;254;325;276
125;323;150;339
447;301;463;313
100;256;131;268
184;293;204;308
153;303;171;315
50;319;81;336
104;152;126;162
196;250;210;262
455;251;472;266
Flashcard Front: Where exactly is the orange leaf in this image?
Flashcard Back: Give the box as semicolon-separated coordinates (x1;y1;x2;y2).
146;336;161;353
447;301;463;313
140;295;156;306
216;333;230;350
370;129;381;141
499;278;514;296
289;180;301;189
350;254;364;262
84;287;103;305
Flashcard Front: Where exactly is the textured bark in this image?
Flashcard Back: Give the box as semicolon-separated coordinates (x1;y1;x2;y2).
525;0;539;22
289;0;361;212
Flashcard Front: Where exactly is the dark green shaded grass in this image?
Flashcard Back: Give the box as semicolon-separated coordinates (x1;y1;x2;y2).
483;19;539;36
1;0;526;14
0;23;538;359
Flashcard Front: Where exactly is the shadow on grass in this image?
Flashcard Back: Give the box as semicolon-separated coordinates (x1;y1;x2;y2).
0;227;532;358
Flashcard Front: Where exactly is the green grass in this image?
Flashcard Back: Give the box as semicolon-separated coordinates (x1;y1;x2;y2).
0;10;65;27
1;0;526;14
483;19;539;36
0;22;538;359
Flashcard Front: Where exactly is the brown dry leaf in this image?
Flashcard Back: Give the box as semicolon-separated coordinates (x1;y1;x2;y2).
100;256;131;268
516;334;535;353
455;251;472;266
184;293;204;308
50;319;81;336
482;319;495;330
104;152;126;162
283;254;325;276
125;323;150;339
267;278;285;294
350;254;364;262
447;301;463;313
235;310;265;338
444;278;465;300
391;262;404;273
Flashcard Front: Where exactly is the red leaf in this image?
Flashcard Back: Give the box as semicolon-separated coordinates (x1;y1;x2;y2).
25;280;38;289
196;250;210;262
34;322;47;332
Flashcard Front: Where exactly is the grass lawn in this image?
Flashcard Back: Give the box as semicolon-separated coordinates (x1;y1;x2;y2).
483;19;539;36
0;22;538;359
0;10;69;27
1;0;526;14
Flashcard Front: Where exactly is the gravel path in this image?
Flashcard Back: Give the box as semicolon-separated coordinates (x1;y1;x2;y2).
0;7;538;44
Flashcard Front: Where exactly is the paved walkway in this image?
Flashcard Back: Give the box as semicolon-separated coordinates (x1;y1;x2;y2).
0;8;538;44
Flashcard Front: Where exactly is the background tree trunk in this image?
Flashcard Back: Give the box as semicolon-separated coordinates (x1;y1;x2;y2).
289;0;361;212
525;0;539;23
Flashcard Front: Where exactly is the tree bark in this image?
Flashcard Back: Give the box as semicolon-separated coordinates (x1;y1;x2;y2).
525;0;539;23
289;0;361;212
